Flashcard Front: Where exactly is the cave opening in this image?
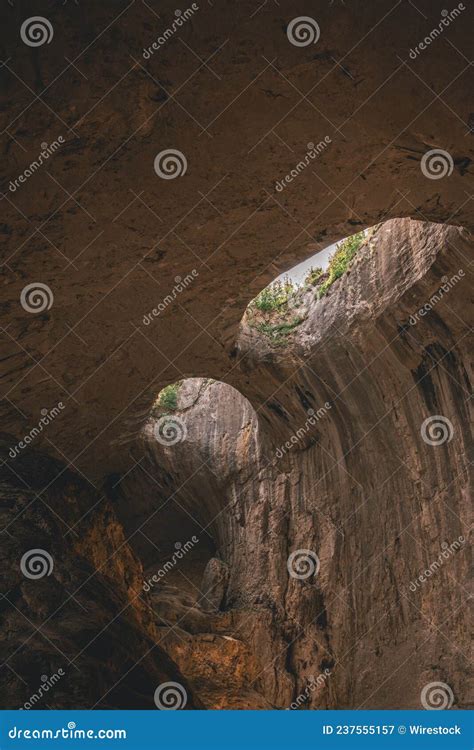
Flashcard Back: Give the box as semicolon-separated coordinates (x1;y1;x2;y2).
115;377;261;619
2;213;471;711
0;0;471;718
107;217;471;709
242;228;373;348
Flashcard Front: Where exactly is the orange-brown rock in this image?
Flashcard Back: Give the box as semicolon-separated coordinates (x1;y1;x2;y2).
0;0;472;712
118;220;472;709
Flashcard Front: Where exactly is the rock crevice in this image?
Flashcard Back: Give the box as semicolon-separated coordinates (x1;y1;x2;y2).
112;219;472;709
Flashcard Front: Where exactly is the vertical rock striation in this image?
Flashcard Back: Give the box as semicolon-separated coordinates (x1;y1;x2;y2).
119;219;472;709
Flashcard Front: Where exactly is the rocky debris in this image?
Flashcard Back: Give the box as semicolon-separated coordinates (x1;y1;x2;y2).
159;627;273;709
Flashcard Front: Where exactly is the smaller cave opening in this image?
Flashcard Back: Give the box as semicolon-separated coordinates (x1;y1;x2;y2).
109;376;282;707
114;377;259;618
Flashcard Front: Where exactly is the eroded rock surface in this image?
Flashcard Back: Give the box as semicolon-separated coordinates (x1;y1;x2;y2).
0;448;200;709
0;1;472;709
0;1;472;478
117;219;472;709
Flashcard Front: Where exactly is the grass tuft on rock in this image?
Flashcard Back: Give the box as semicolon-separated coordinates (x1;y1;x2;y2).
316;231;365;298
247;276;305;346
156;382;180;412
251;277;297;313
304;266;323;287
255;316;306;345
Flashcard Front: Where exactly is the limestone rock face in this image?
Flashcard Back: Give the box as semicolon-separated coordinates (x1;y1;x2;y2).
0;217;471;709
118;219;472;710
0;0;472;711
0;1;472;479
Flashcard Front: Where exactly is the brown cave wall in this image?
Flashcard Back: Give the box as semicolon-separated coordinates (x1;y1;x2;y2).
117;219;472;709
0;0;472;712
0;1;473;479
0;446;201;709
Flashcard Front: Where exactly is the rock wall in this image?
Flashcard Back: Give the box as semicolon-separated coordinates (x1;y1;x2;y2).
0;446;200;709
0;1;473;479
1;0;472;711
118;219;472;709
